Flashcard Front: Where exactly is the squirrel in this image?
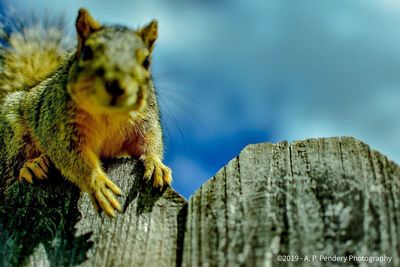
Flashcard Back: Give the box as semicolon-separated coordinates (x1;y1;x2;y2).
0;8;172;217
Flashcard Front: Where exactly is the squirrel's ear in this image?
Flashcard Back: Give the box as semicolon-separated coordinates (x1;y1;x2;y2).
76;8;101;43
138;20;158;52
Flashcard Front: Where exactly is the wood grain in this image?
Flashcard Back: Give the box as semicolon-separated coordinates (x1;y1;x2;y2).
0;158;187;267
1;137;399;267
182;137;400;267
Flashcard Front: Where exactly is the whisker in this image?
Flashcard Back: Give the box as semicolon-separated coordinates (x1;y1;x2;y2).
158;89;219;111
158;96;187;150
160;94;206;131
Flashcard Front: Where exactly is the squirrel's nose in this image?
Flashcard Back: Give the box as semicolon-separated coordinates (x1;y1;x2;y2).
105;80;124;97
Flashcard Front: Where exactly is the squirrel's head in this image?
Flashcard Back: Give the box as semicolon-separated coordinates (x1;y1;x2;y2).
68;8;157;114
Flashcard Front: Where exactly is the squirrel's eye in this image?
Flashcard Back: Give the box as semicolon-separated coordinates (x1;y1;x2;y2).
142;56;150;69
81;45;94;61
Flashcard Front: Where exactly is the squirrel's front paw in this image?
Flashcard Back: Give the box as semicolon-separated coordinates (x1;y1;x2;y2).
89;172;123;217
143;156;172;188
19;155;50;183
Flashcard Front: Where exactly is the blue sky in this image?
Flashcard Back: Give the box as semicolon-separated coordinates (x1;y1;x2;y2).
3;0;400;198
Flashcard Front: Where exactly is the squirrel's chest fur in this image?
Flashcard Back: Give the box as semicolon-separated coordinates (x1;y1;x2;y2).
74;108;145;159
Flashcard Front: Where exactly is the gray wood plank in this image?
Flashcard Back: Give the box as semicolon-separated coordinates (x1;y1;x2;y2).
1;137;399;267
0;158;187;267
182;137;400;267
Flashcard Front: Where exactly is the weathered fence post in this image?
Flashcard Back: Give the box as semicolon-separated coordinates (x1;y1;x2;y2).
182;137;400;267
1;137;399;266
0;158;187;267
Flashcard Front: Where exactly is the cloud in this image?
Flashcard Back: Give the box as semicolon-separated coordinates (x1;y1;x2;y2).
6;0;400;197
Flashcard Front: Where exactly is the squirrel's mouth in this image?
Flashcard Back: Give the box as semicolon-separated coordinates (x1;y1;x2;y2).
107;91;144;110
94;86;146;113
104;82;146;110
69;78;147;114
110;96;118;106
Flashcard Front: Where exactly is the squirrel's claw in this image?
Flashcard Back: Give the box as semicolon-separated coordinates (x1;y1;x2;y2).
102;186;122;212
19;167;33;183
104;176;123;195
143;161;155;181
94;190;116;217
18;155;50;183
143;156;172;189
90;173;122;217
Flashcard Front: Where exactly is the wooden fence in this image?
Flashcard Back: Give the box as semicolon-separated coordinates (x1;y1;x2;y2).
1;137;399;266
